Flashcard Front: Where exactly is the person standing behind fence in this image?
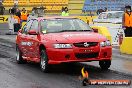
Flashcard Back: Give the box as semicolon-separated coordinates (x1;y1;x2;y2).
8;9;15;34
27;7;35;21
61;7;69;16
16;8;21;18
14;12;21;32
0;2;5;15
20;8;28;22
122;5;132;37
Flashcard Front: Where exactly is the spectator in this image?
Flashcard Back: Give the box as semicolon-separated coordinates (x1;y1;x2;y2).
96;8;107;15
122;5;132;37
8;12;15;34
0;2;5;15
16;8;21;18
61;7;65;12
61;7;69;16
14;13;21;32
20;8;28;22
104;7;108;12
97;9;104;15
27;7;36;21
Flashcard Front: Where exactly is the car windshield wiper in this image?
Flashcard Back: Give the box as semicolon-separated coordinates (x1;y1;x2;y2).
59;30;92;32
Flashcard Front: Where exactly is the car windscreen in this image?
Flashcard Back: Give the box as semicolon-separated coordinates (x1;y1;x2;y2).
107;12;123;19
99;12;123;19
98;13;108;19
40;19;92;34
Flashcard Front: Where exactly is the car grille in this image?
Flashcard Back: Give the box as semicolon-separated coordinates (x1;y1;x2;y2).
73;42;98;48
75;52;99;59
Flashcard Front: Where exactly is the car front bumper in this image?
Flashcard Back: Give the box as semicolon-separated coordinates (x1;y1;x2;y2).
46;46;112;64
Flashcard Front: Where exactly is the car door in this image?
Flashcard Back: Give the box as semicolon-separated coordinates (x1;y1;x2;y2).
26;20;40;60
19;20;33;57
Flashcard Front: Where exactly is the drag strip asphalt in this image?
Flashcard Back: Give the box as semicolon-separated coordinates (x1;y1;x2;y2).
0;23;132;88
0;35;132;88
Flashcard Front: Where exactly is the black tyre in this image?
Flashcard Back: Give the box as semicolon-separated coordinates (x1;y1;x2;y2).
99;60;111;70
82;78;91;86
16;46;26;64
40;49;49;73
82;79;87;86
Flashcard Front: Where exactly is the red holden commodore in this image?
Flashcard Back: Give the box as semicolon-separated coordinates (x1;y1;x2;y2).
16;17;112;72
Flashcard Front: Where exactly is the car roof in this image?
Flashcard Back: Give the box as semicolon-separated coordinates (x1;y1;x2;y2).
102;11;124;14
34;16;76;21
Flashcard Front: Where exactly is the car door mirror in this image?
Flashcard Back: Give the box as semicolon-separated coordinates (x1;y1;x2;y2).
28;30;38;35
92;28;98;33
18;29;22;33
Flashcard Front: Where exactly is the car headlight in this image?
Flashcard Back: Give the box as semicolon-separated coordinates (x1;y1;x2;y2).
100;41;106;47
106;40;111;46
53;44;72;49
100;40;111;47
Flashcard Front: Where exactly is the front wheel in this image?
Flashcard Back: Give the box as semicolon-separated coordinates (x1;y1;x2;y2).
40;49;49;73
99;60;111;70
16;46;26;64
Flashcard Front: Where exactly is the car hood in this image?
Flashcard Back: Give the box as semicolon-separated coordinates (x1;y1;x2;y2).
42;32;107;43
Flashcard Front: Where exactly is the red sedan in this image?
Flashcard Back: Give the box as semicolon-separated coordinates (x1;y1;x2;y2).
16;17;112;72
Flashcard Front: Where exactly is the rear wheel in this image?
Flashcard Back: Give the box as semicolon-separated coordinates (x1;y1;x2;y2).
99;60;111;70
40;49;49;73
16;46;26;64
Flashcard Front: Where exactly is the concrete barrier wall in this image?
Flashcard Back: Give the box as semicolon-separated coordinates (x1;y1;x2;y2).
120;37;132;54
90;22;123;46
0;15;9;23
91;26;112;43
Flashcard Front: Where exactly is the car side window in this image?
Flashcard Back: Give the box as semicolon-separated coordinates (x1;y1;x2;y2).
98;14;102;19
98;13;107;19
22;20;33;34
108;13;112;18
103;14;108;19
29;20;38;31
